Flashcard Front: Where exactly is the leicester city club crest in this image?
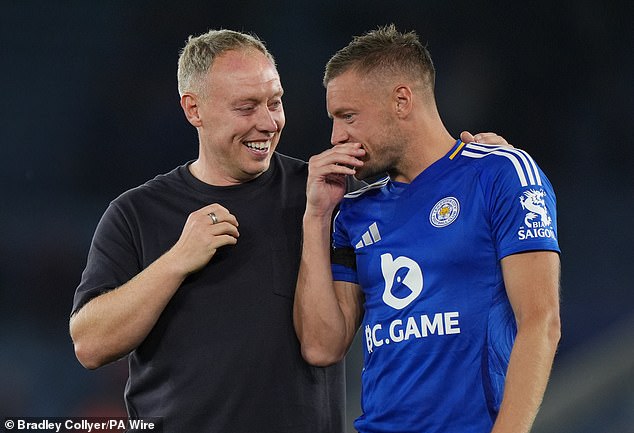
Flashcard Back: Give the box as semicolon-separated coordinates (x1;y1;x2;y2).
430;197;460;228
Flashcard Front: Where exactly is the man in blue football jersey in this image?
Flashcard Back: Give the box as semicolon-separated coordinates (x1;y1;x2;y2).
294;24;561;433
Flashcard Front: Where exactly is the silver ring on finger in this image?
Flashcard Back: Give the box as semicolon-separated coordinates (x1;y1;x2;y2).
208;212;219;225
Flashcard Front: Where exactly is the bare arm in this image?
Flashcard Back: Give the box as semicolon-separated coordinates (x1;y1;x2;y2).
491;251;561;433
293;143;366;366
294;213;365;366
70;204;239;369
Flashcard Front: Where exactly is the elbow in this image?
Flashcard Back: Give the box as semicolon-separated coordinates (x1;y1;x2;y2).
547;310;562;349
521;307;562;352
300;343;345;367
74;347;105;370
70;319;111;370
72;338;110;370
71;326;118;369
539;302;562;349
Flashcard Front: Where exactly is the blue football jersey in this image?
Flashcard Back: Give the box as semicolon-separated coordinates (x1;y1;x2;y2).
331;140;560;433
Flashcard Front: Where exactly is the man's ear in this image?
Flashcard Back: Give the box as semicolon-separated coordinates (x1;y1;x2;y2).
180;93;202;127
393;85;413;118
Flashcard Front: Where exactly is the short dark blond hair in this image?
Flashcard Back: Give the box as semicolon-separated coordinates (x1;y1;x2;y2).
177;29;275;96
324;24;435;92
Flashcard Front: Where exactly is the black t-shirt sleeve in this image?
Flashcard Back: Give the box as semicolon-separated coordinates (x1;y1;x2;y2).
71;201;141;315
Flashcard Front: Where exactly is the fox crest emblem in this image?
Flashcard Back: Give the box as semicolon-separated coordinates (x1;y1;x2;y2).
520;189;551;227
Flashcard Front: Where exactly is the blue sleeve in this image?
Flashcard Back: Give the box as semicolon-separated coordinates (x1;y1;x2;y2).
330;209;359;284
484;151;560;260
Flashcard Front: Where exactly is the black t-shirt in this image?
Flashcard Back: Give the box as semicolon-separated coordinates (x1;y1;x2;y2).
73;153;345;433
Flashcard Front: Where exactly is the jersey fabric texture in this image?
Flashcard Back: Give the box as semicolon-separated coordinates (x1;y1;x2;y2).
331;141;560;433
72;153;345;433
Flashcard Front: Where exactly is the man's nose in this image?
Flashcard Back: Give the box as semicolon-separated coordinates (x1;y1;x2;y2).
330;121;348;146
256;107;279;132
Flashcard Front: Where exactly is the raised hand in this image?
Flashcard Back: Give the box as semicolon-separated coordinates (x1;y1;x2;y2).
305;143;365;218
168;204;240;275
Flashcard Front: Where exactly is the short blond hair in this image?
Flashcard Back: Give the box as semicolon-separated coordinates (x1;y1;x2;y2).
324;24;435;92
177;29;275;97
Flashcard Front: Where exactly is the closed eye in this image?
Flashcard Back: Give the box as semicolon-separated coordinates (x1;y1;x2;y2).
235;105;255;113
269;100;283;110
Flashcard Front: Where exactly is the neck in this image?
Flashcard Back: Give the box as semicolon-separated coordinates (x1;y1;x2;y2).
390;119;456;183
189;157;260;187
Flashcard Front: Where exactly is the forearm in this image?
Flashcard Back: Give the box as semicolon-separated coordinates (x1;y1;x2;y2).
491;315;561;433
70;249;187;369
294;214;356;366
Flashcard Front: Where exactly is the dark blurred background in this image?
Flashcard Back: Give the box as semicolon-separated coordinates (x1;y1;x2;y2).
1;1;632;432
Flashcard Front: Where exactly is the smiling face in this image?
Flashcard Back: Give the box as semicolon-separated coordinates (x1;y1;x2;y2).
194;49;285;185
326;69;406;181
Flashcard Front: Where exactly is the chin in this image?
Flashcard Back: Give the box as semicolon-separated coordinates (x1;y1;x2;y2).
354;166;384;182
244;159;272;178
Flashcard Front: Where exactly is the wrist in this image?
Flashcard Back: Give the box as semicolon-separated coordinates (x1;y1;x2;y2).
157;247;194;280
303;209;334;226
304;201;337;219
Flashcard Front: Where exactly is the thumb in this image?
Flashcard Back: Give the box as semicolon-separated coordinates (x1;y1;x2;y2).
460;131;475;143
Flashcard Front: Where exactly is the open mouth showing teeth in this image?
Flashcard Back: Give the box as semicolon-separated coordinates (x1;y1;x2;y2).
244;141;271;152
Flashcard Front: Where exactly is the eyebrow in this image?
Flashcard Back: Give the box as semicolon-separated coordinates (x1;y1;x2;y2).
233;89;284;104
328;108;352;120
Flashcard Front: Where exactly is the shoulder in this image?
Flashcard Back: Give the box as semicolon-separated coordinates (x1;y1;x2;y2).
456;142;546;189
273;152;308;173
112;164;187;208
267;153;309;195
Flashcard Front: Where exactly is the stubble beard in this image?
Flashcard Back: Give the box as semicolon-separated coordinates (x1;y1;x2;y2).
356;125;407;181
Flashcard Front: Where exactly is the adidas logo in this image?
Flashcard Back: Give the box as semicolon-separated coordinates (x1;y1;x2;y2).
355;222;381;249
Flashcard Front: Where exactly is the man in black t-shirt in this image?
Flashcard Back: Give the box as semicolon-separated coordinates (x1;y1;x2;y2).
70;29;345;433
